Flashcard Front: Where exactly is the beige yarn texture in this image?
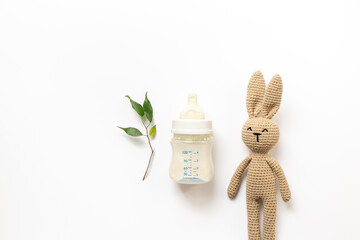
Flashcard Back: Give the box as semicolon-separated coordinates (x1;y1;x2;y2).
228;71;291;240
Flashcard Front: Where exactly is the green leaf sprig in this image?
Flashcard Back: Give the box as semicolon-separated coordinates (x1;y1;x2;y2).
118;92;156;181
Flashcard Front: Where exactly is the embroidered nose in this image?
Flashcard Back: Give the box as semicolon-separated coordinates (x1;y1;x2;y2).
253;132;261;142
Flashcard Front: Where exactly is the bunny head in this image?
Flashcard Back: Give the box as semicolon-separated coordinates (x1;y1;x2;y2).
242;71;283;154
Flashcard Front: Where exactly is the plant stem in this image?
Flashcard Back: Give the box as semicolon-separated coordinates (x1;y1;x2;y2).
141;118;154;181
142;134;154;181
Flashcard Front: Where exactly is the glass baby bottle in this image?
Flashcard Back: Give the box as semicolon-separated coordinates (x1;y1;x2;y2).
170;93;214;184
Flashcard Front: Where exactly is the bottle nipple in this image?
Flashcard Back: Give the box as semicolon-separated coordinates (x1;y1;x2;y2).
180;93;205;120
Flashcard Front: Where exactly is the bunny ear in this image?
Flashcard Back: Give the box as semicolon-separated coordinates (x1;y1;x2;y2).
246;71;266;118
262;74;283;119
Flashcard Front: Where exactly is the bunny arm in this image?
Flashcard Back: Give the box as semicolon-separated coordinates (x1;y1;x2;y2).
227;155;252;199
267;157;291;202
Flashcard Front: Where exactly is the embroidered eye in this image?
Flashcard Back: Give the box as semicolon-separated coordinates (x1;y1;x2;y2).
247;127;252;131
262;128;268;132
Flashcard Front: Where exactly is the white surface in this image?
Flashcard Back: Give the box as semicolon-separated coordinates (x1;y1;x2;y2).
0;0;360;239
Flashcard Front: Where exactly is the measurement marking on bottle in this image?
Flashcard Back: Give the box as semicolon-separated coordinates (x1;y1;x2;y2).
182;150;199;178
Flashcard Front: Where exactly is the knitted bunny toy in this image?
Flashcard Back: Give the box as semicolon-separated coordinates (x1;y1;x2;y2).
227;71;291;240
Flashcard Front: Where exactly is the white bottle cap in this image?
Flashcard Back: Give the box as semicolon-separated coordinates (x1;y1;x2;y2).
172;93;212;134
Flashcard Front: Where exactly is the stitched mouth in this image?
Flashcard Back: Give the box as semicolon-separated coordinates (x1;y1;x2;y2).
253;133;261;142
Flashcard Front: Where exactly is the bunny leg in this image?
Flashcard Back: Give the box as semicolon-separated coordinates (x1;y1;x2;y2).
263;196;277;240
247;197;261;240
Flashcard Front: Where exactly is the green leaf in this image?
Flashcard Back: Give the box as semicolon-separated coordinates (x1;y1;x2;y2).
143;92;153;122
118;127;143;136
149;125;156;136
126;95;144;117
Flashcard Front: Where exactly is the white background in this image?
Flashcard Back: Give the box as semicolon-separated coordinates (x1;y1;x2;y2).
1;0;360;239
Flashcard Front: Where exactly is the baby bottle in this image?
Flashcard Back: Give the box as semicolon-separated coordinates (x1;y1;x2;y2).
170;93;214;184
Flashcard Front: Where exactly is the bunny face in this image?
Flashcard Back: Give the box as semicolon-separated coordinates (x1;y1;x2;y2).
242;117;279;153
243;70;283;153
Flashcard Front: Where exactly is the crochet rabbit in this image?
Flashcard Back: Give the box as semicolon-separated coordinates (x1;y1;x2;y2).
227;71;291;240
